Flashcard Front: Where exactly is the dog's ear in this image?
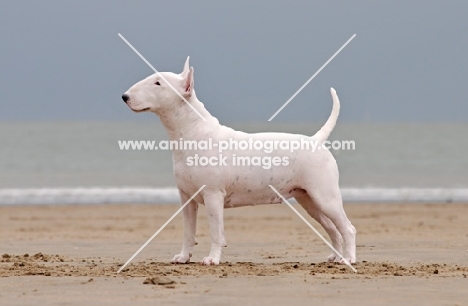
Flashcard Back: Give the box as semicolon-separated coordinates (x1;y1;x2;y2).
181;56;190;77
181;66;194;98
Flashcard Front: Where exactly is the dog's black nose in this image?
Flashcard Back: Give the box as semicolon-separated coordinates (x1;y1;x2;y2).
122;94;129;103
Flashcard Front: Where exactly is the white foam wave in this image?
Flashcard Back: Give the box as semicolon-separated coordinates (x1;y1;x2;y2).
0;188;179;205
342;188;468;203
1;188;467;205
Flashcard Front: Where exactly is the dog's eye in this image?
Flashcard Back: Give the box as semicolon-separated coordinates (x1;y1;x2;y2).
155;81;161;86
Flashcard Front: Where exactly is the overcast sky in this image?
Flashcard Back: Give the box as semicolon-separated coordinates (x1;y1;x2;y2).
1;1;467;123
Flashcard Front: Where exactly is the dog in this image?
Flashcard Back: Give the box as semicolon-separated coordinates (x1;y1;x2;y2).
122;57;356;265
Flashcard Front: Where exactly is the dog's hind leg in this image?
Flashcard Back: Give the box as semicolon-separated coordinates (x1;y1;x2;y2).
295;194;344;262
172;190;199;264
303;183;356;264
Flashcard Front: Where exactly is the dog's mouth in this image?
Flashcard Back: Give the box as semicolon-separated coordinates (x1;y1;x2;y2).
132;107;151;113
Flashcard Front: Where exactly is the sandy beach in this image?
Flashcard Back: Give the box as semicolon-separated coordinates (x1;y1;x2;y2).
1;203;467;305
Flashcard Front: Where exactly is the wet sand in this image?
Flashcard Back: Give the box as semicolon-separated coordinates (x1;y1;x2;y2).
1;203;467;305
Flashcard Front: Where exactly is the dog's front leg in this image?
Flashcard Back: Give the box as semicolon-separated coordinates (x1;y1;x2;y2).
201;192;226;265
171;190;198;264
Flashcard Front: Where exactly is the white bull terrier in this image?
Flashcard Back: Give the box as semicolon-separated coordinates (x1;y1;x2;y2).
122;57;356;265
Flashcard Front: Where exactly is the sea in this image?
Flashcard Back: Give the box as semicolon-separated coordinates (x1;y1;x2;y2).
1;122;467;204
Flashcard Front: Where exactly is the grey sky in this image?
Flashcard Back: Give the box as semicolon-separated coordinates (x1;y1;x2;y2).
1;1;467;123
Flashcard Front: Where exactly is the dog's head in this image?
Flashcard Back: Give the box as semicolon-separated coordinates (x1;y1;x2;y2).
122;57;194;114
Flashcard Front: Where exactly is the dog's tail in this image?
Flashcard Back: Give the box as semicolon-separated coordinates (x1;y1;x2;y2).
312;88;340;142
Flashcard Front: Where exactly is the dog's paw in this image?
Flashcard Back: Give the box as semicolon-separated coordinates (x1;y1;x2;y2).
327;253;341;263
201;256;220;265
171;253;191;264
327;253;356;264
339;257;356;264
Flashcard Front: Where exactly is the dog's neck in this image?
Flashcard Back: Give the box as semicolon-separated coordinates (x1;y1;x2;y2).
156;92;219;141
